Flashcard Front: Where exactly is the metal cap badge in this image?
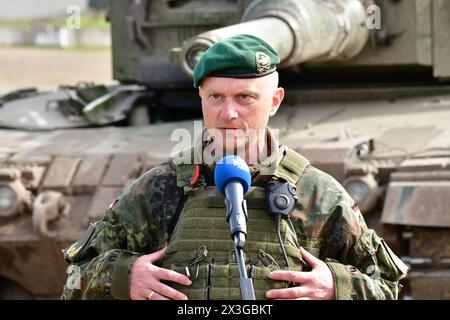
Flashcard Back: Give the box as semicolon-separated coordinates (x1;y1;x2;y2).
256;51;272;74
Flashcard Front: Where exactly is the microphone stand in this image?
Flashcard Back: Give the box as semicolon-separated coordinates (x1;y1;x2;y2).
224;182;256;300
234;243;255;300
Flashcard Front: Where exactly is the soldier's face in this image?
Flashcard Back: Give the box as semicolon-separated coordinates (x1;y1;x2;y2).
199;74;284;152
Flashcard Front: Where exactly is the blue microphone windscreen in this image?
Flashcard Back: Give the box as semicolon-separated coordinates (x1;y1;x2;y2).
214;155;251;196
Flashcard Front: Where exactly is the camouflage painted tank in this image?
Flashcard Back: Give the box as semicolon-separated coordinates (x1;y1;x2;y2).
1;0;450;299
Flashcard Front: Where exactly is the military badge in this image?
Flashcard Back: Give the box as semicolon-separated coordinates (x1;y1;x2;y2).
63;223;96;260
255;51;271;74
64;242;82;259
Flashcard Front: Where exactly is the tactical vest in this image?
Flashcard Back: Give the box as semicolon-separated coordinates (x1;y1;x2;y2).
160;148;309;300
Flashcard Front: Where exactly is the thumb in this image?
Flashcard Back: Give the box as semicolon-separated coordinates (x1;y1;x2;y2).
300;247;319;268
148;246;167;263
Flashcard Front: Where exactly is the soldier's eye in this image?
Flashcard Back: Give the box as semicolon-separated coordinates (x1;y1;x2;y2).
238;94;254;103
210;94;222;100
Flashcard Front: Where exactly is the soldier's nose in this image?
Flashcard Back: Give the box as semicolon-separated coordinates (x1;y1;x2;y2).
220;101;238;121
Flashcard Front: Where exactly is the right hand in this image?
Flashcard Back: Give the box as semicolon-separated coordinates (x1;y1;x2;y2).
130;247;192;300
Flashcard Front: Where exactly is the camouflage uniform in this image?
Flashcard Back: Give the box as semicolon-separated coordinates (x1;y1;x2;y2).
62;130;407;300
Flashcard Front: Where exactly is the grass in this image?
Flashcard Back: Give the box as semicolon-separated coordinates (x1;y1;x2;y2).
0;11;111;50
0;44;111;51
0;11;110;30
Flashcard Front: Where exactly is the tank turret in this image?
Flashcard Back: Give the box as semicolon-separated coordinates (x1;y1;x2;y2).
175;0;369;77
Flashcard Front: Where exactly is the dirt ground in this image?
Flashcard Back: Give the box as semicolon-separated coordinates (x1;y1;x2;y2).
0;47;115;94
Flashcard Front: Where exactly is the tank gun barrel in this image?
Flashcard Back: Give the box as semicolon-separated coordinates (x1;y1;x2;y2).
174;0;369;77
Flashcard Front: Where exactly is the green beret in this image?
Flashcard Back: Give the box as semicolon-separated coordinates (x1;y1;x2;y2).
193;34;280;88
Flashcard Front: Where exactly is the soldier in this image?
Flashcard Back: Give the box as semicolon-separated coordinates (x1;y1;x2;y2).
62;34;408;300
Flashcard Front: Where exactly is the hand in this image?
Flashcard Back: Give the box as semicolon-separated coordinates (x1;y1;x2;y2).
130;247;192;300
266;247;335;300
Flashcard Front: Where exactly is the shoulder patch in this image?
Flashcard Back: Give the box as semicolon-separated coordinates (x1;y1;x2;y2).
65;242;83;260
63;222;102;262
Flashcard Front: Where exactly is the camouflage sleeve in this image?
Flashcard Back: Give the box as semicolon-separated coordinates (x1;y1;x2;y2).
325;217;409;300
61;163;182;300
295;166;408;300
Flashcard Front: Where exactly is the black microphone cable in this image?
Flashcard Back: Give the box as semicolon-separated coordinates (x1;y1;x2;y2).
275;213;291;271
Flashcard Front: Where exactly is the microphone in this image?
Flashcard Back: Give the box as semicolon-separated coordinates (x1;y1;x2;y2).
214;155;251;249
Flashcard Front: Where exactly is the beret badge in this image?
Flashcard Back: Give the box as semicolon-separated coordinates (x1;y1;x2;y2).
256;51;272;74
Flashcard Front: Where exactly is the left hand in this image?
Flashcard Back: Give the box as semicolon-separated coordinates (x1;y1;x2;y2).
266;247;335;300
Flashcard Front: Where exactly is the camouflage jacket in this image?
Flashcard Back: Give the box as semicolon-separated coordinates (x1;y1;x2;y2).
62;129;407;300
62;160;407;300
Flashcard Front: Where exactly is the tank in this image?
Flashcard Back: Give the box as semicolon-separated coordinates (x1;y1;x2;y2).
1;0;450;299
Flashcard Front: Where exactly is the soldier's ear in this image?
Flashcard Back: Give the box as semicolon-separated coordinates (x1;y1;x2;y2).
270;87;284;116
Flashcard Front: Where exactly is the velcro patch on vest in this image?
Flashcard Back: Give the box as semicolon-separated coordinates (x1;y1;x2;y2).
207;197;266;209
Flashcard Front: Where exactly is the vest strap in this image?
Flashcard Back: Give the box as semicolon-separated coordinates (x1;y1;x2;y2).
170;147;201;193
171;147;310;192
273;148;310;185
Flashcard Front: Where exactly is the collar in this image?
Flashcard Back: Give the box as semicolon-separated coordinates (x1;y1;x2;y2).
194;127;286;177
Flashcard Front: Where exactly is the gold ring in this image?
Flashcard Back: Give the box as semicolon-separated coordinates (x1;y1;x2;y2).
147;290;155;300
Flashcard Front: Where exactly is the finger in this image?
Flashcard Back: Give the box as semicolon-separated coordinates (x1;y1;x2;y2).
152;281;189;300
150;265;192;286
300;247;319;268
147;247;167;263
134;291;148;300
268;270;310;284
266;286;312;300
150;291;171;301
143;288;154;300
